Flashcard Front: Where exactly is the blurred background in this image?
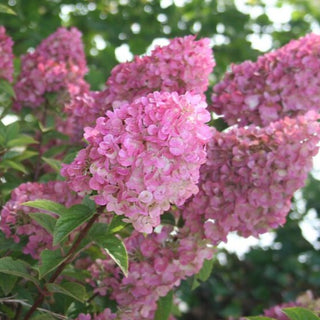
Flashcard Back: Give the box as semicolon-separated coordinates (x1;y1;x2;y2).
1;0;320;319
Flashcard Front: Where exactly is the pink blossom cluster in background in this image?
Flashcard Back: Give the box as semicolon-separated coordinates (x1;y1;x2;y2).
77;225;213;320
211;33;320;126
103;36;215;107
62;91;212;233
0;26;14;82
62;35;215;143
0;181;82;258
181;111;320;244
13;27;89;110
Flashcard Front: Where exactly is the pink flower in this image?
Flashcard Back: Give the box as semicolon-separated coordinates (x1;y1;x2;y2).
14;27;88;110
211;33;320;126
62;91;212;233
84;225;214;320
0;181;82;258
0;26;14;82
181;111;320;244
96;35;215;115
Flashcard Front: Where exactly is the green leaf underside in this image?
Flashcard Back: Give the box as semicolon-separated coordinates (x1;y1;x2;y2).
0;257;39;286
154;290;173;320
22;199;68;216
46;282;87;302
39;249;66;279
102;235;128;277
29;212;57;234
53;204;94;246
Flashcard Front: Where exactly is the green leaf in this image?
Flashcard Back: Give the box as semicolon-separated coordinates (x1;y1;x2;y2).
107;215;129;234
82;195;96;212
0;273;17;295
53;204;94;246
29;212;57;234
0;4;17;15
22;199;68;216
39;249;66;279
282;307;320;320
191;278;200;290
154;290;173;320
46;282;87;303
42;156;61;172
86;222;109;246
197;258;214;282
160;212;176;226
7;135;38;147
0;257;39;286
102;234;128;276
0;159;28;173
5;121;19;141
13;150;38;161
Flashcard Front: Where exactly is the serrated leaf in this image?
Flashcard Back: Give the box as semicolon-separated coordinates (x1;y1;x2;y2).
7;135;38;147
47;282;87;303
0;273;17;295
42;156;61;172
22;199;68;216
102;234;128;276
29;212;57;234
282;307;320;320
0;4;17;15
0;257;39;286
53;204;94;246
198;258;214;282
154;290;173;320
39;249;66;279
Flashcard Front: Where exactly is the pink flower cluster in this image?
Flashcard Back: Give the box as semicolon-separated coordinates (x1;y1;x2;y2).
81;226;213;320
62;91;212;233
76;309;116;320
181;111;320;244
0;26;14;82
211;33;320;126
0;181;82;258
104;36;215;107
14;27;88;110
59;91;103;143
61;36;214;143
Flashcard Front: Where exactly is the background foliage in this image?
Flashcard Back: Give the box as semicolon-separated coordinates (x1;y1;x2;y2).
1;0;320;319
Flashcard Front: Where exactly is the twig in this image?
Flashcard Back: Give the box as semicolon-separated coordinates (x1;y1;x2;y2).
23;212;100;320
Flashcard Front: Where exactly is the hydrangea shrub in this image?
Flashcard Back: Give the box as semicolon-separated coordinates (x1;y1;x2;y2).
0;25;320;319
